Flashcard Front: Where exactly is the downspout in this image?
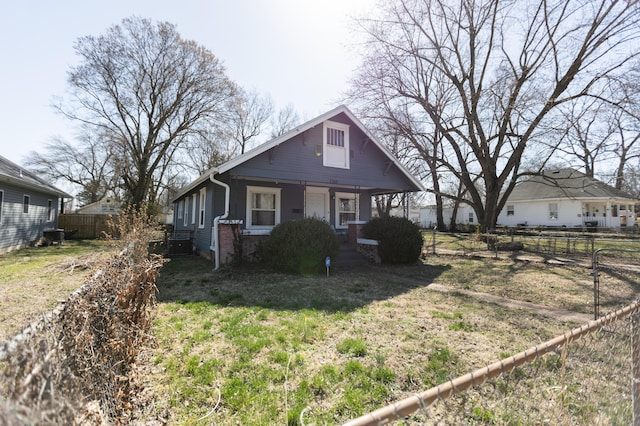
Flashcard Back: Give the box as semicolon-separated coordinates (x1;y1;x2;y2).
210;172;230;271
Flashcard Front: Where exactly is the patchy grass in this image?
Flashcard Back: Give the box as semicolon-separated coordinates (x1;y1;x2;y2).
0;240;115;340
140;254;613;425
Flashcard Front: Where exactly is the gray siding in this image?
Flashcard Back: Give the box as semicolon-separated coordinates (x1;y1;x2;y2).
231;112;413;192
0;183;60;253
173;182;216;255
174;177;374;255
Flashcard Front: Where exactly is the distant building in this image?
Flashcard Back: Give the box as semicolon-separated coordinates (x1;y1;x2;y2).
497;168;638;230
419;204;477;229
75;198;121;215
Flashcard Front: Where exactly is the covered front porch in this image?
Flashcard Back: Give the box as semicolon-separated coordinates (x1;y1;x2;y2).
581;201;636;230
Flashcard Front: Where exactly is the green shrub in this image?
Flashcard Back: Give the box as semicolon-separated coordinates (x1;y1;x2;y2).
260;218;340;275
361;216;423;264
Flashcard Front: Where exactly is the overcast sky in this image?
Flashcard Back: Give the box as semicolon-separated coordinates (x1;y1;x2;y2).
0;0;375;165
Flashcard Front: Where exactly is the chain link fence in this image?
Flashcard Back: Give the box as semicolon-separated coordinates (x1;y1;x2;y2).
593;248;640;319
426;229;640;260
346;249;640;425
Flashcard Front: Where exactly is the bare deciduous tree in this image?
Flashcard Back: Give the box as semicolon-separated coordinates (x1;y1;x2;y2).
57;16;237;206
269;103;300;139
226;89;273;155
181;126;235;175
351;0;640;230
24;130;119;206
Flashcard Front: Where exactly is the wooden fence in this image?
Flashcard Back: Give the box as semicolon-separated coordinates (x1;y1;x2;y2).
58;214;116;239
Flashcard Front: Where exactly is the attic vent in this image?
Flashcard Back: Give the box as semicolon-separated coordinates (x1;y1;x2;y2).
552;170;560;174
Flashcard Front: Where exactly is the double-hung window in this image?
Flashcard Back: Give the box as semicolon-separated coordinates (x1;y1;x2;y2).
323;120;350;169
335;192;358;229
191;194;197;225
549;203;558;220
507;205;514;216
247;186;281;229
47;200;53;222
183;198;189;226
199;188;206;228
23;195;30;214
0;190;3;224
177;200;183;220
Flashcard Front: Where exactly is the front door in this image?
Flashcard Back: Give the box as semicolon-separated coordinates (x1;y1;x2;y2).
305;188;329;221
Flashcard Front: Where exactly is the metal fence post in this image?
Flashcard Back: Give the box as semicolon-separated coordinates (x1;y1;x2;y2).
592;249;600;320
432;227;436;254
632;311;640;425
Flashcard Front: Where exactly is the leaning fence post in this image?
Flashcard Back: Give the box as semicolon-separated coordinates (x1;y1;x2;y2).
432;227;436;255
633;311;640;425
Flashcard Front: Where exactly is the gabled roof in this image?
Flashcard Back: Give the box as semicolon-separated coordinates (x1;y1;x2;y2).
0;155;73;198
508;168;636;202
75;197;121;213
174;105;424;200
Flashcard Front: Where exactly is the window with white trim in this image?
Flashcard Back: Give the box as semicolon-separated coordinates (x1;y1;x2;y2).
323;120;350;169
199;188;206;228
335;192;358;229
246;186;281;229
506;205;514;216
468;212;474;223
23;195;30;214
549;203;558;220
47;200;53;222
177;199;183;220
191;194;197;225
0;190;4;224
183;197;189;226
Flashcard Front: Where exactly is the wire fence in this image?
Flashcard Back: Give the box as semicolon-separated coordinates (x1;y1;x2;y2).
593;248;640;320
346;249;640;425
426;229;640;261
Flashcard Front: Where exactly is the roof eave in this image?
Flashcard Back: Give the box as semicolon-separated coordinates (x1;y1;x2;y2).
0;174;73;198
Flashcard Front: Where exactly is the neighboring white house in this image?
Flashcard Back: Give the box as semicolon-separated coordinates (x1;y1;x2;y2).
75;198;121;214
372;204;421;223
497;168;638;230
419;204;477;229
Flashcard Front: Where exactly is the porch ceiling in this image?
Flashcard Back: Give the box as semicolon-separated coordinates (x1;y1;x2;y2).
228;174;413;194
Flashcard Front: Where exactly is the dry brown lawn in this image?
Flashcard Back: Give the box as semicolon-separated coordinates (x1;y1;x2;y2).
0;240;114;341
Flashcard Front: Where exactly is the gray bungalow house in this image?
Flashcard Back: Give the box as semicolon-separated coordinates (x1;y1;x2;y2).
172;105;424;268
0;155;72;254
497;168;638;230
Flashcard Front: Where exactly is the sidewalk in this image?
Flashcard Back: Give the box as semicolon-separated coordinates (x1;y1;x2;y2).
427;283;593;324
432;248;593;268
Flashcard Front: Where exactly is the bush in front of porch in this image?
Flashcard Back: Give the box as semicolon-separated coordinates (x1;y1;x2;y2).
260;218;340;275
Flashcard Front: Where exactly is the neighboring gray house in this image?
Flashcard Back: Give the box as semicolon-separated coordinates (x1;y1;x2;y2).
497;168;638;230
172;105;424;268
0;155;72;254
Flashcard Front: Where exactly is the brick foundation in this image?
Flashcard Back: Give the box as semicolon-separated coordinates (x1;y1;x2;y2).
218;222;241;265
356;238;381;263
347;221;367;246
217;221;268;265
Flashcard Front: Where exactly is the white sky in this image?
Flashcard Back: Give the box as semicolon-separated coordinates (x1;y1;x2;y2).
0;0;376;165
